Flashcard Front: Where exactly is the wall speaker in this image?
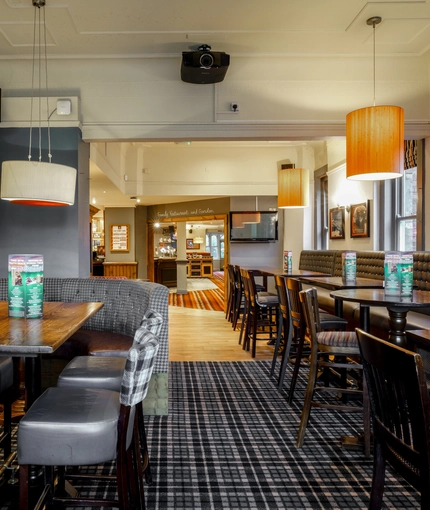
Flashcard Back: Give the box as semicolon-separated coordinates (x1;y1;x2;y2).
181;45;230;84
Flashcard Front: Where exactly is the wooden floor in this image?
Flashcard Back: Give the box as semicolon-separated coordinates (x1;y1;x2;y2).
169;306;275;361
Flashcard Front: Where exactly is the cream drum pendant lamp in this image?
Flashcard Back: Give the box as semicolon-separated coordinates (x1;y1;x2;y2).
278;165;310;208
346;17;404;181
0;0;77;206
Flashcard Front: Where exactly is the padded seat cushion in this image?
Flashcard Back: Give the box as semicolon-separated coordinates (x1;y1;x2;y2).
18;387;134;466
50;329;134;359
57;356;126;391
0;357;13;394
317;330;358;349
320;312;348;329
256;292;279;306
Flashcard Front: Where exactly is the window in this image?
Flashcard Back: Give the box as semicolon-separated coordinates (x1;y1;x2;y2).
314;167;329;249
396;166;417;251
379;140;423;252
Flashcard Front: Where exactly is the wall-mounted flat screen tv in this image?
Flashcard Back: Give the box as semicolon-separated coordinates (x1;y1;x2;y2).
230;211;278;243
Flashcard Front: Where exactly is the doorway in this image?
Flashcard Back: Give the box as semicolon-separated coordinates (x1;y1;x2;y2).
206;232;224;272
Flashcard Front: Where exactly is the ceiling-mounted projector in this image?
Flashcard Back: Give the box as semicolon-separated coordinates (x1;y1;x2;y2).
181;44;230;84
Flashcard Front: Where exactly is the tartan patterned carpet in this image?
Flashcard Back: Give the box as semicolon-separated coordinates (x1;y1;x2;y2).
1;361;421;509
144;361;420;509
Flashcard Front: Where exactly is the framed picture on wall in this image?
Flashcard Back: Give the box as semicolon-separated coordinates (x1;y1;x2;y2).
350;201;370;238
329;207;345;239
110;224;129;252
186;239;197;249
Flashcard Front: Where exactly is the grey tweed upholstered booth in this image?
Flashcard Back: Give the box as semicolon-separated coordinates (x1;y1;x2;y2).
0;277;169;415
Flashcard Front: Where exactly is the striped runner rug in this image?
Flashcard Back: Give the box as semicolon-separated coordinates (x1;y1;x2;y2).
168;271;225;311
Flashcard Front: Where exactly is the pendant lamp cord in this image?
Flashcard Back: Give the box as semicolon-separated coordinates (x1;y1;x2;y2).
28;6;36;161
28;3;52;163
372;20;376;107
42;5;52;163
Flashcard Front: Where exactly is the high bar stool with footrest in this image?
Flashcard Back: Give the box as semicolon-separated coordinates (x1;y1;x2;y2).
357;328;430;510
56;310;163;485
0;357;15;486
296;288;366;449
272;277;348;402
241;269;279;358
18;329;159;510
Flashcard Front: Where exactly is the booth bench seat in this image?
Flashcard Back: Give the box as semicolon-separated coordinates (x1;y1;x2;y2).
299;250;430;339
0;277;169;415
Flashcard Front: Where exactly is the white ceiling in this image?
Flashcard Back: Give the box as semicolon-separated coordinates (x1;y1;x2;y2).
2;0;430;58
2;0;430;208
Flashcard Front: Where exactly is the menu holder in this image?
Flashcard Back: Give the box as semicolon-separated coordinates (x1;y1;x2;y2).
342;251;356;284
384;251;401;296
399;252;414;297
8;254;44;318
283;250;292;273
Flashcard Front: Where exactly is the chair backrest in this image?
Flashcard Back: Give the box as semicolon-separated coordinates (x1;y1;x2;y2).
246;270;262;309
299;288;321;358
240;269;255;309
120;330;159;407
356;329;430;502
227;264;236;291
286;278;304;331
274;274;289;318
139;309;163;337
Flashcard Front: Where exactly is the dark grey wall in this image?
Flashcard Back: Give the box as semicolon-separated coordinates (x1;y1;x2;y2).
0;127;90;278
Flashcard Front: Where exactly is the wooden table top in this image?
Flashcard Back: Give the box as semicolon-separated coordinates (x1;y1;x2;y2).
330;288;430;309
0;301;103;356
300;276;385;290
243;267;331;278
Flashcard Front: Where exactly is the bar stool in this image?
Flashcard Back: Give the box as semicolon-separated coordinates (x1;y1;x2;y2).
241;269;279;358
56;310;163;484
0;357;14;463
277;278;348;402
18;333;159;510
225;264;236;324
236;267;268;344
296;288;364;448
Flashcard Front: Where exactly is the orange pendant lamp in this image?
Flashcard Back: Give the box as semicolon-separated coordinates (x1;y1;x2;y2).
346;17;404;181
278;165;310;208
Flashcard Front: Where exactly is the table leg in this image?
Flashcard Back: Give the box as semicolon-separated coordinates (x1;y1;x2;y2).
359;305;370;332
387;307;408;347
334;298;343;318
24;356;42;409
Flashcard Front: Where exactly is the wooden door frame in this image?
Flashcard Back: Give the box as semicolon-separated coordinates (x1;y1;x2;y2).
147;214;229;310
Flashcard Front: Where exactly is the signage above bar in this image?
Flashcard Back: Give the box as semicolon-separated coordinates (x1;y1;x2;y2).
148;197;230;221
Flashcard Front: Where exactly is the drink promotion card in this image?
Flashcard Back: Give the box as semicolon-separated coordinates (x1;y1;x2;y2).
399;252;414;297
283;251;292;272
384;252;401;296
8;254;44;318
342;251;356;283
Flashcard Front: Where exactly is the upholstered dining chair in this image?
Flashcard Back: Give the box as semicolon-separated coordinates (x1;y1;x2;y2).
18;331;159;510
356;329;430;510
56;310;163;485
297;288;364;448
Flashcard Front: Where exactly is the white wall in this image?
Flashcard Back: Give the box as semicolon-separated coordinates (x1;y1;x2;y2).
0;54;429;141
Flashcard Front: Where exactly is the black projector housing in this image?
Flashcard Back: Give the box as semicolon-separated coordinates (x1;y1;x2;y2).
181;47;230;84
